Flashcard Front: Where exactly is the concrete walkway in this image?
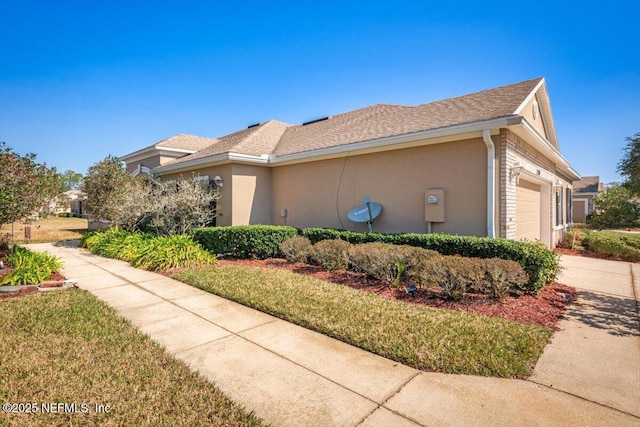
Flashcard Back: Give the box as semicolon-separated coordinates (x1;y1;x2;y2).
25;242;640;427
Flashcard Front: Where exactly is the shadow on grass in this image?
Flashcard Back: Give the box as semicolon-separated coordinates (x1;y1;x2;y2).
565;290;640;337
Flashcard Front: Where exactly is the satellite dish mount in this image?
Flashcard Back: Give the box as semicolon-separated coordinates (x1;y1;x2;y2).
347;197;382;232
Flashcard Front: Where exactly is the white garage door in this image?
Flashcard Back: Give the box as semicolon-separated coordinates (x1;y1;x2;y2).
516;180;541;241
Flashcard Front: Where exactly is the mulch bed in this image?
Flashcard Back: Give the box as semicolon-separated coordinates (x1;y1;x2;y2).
0;250;67;299
216;258;577;329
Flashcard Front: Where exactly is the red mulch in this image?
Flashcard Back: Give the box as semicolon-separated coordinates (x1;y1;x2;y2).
216;258;577;329
554;246;635;262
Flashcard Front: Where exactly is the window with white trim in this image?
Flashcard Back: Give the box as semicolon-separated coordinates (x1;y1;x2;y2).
556;189;563;226
566;188;572;224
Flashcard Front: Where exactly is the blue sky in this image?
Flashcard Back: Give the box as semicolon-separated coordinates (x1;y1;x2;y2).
1;0;638;184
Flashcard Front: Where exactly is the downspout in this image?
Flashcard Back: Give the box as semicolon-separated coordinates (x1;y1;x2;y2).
482;129;496;238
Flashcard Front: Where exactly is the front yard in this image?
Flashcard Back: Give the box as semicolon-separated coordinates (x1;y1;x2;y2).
0;290;265;427
174;265;554;378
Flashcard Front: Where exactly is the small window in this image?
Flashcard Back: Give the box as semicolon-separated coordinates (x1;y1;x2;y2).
566;188;572;224
193;175;209;189
556;189;563;226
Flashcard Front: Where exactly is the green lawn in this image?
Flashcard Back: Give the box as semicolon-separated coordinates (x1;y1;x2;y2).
0;290;265;427
174;265;553;378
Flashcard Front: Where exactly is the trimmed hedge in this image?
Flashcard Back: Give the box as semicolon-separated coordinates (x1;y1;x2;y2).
303;228;559;293
191;225;299;259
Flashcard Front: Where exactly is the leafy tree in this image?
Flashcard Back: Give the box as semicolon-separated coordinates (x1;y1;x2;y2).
149;177;220;235
0;142;60;227
618;132;640;195
83;157;219;233
59;169;84;191
587;183;640;229
83;156;139;225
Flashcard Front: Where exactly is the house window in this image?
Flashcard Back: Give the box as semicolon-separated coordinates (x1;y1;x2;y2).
194;175;209;189
556;189;563;226
566;188;572;224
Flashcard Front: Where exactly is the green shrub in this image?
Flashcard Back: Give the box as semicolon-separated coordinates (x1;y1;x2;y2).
2;246;62;285
309;239;351;271
584;231;640;262
279;235;313;263
346;242;439;287
130;235;217;271
191;225;299;259
81;229;216;270
303;228;558;293
480;258;529;299
411;256;529;300
416;256;472;300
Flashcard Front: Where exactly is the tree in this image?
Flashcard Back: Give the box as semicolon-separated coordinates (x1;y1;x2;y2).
149;177;219;235
59;170;84;191
0;142;60;227
83;156;141;225
617;132;640;196
587;183;640;229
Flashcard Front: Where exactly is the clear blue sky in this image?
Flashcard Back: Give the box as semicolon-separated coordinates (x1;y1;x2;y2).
1;0;638;184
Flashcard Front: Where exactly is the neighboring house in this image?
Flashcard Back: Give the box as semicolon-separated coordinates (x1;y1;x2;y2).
65;190;87;217
571;176;605;223
120;77;580;248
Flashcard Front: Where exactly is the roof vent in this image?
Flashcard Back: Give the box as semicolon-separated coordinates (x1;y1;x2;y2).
247;122;260;128
302;116;329;126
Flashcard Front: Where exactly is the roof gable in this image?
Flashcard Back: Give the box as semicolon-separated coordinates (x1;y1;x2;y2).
514;78;559;150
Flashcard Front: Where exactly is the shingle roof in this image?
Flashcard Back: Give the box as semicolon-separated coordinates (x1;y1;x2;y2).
573;176;603;193
155;133;218;151
166;120;290;166
159;77;544;167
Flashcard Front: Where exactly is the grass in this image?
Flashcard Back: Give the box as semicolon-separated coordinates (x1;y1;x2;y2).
174;266;553;378
0;290;265;427
1;217;88;244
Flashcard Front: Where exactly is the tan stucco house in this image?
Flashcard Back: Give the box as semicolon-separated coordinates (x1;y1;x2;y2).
571;176;605;223
120;77;580;248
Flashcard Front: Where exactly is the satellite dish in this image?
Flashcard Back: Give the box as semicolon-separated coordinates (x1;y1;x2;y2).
348;197;382;232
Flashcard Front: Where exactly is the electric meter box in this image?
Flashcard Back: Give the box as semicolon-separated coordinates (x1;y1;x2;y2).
425;188;445;222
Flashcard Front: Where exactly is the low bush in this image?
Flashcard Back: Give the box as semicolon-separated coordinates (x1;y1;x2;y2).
417;256;472;300
346;242;439;287
480;258;529;299
191;225;299;259
130;235;217;271
82;229;216;271
584;231;640;262
304;228;558;293
309;239;351;271
2;246;62;285
279;235;313;263
413;256;529;300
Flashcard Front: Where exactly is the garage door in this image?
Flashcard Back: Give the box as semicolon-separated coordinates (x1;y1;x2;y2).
516;180;541;241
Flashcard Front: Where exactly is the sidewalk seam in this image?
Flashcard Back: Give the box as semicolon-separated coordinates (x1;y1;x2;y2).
526;379;640;420
355;371;424;427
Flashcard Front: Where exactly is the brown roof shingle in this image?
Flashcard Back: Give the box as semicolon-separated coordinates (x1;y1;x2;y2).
573;176;603;193
158;77;543;167
155;133;218;151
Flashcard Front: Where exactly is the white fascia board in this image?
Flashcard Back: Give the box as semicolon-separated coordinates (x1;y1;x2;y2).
512;119;581;181
120;146;197;163
119;145;158;161
154;153;231;174
154;152;268;175
155;116;519;173
513;78;545;115
271;116;518;166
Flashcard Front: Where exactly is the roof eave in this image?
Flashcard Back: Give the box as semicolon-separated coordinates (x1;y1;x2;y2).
272;116;521;166
511;119;580;181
